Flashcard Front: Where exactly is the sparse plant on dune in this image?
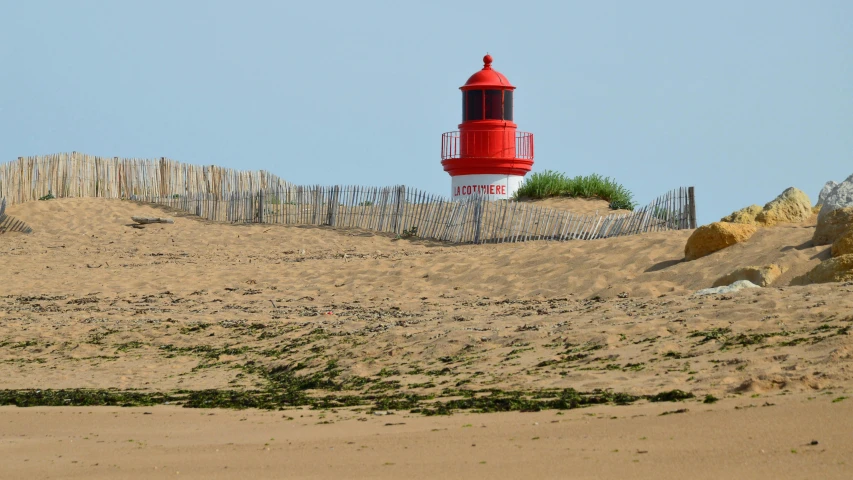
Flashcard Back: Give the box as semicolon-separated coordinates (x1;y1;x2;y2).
514;171;636;210
395;226;418;240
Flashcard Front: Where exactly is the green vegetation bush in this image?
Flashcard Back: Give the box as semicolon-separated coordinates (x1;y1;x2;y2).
514;171;636;210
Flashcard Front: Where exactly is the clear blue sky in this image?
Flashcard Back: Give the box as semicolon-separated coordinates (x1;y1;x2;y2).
1;0;850;224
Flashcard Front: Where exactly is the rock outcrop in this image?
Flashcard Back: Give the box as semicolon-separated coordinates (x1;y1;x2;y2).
754;187;812;226
818;174;853;221
694;280;761;297
720;205;762;225
790;254;853;285
818;180;838;206
813;207;853;246
832;229;853;257
712;264;784;288
684;222;758;261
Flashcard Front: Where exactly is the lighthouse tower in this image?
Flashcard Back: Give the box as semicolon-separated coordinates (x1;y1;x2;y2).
441;54;534;200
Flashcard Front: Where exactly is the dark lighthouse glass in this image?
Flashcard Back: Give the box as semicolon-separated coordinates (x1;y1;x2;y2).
484;90;503;120
503;90;513;121
463;90;514;122
463;90;484;121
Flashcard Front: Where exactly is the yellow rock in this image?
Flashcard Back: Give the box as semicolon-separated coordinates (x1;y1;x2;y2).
831;228;853;257
755;187;812;226
814;207;853;246
812;204;823;215
712;264;785;287
720;205;762;225
684;222;758;261
790;254;853;285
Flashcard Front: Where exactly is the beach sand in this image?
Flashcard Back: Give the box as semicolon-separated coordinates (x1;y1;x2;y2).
3;393;851;480
1;198;851;478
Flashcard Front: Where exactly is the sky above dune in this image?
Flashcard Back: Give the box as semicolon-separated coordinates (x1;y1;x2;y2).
1;0;851;225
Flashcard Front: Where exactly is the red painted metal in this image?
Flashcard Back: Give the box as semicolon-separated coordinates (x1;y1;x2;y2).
460;54;515;90
441;55;534;178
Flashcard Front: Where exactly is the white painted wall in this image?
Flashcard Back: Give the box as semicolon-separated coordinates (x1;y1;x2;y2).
451;174;526;200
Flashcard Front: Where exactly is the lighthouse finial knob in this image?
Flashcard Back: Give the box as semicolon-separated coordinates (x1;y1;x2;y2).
483;54;493;69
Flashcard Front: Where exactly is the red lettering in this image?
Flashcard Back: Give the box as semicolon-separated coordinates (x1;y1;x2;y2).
489;185;495;194
501;185;506;195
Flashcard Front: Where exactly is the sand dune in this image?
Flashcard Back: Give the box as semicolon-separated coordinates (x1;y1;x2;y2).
519;196;634;216
1;197;851;479
0;198;828;298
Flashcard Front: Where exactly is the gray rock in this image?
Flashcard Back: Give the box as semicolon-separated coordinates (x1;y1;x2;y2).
819;174;853;221
817;181;838;206
693;280;760;297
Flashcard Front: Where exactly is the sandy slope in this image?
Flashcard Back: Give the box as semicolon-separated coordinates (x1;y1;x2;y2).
1;198;852;479
0;198;829;298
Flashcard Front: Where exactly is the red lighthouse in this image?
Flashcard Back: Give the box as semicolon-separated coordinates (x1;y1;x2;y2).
441;54;534;199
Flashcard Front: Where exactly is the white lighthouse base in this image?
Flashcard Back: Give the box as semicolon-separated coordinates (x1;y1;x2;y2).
451;174;525;201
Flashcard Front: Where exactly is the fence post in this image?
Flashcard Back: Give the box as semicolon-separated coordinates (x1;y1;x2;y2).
398;185;403;234
473;194;482;244
328;186;339;226
688;186;697;229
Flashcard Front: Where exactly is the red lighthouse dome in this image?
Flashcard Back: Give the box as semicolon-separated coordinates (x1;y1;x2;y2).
441;55;534;199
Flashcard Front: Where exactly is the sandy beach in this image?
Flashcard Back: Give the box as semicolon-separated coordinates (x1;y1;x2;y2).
3;393;852;480
1;197;852;479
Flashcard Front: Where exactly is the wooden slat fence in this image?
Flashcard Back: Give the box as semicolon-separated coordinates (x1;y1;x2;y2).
139;185;697;244
0;152;292;205
0;197;34;234
1;153;697;243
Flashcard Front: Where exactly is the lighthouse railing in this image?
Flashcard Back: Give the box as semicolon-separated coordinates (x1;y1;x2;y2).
441;131;533;160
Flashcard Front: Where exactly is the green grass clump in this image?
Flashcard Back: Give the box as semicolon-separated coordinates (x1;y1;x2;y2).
514;171;636;210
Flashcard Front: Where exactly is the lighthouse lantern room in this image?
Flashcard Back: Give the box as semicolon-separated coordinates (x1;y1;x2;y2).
441;54;534;200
